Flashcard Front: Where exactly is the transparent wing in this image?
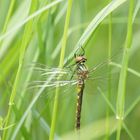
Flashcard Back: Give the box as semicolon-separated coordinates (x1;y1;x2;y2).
88;49;122;78
27;62;78;99
85;52;122;96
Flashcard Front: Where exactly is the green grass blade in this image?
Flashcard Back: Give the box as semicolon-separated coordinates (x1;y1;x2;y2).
0;0;16;35
116;0;134;140
98;87;115;114
0;0;63;42
0;0;32;60
110;62;140;78
123;123;135;140
64;0;127;65
125;95;140;118
49;0;73;139
106;1;112;138
10;75;56;140
133;0;140;22
2;1;38;139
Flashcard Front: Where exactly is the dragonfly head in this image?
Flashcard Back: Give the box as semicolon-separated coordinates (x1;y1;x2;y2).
75;56;87;64
74;47;87;64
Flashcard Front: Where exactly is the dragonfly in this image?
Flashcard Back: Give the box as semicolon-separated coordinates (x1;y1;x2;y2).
28;47;119;131
73;47;89;130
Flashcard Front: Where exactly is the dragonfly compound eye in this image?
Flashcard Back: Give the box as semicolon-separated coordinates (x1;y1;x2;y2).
75;56;87;63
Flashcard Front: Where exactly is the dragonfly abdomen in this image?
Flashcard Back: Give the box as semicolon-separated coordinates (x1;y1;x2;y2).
76;80;85;130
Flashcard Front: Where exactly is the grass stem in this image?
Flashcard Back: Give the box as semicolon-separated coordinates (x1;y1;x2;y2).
0;0;16;48
2;1;37;139
116;0;134;139
1;0;16;34
106;0;112;139
49;0;73;139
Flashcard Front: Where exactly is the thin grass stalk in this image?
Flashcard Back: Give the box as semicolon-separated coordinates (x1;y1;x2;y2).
7;2;64;139
49;0;73;139
2;1;37;139
0;0;63;42
109;62;140;78
106;1;112;139
123;123;135;140
64;0;127;66
98;87;115;114
0;0;16;47
1;0;16;35
125;95;140;118
116;0;134;140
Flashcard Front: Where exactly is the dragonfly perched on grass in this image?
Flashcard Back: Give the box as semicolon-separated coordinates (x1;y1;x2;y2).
28;47;120;131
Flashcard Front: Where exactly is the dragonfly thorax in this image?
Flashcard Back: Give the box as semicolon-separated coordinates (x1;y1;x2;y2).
77;63;89;80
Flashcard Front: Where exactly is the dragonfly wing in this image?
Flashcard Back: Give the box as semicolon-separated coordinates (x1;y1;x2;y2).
27;62;78;101
27;78;78;102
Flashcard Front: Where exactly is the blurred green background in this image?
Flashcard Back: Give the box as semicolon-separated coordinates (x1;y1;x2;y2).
0;0;140;140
